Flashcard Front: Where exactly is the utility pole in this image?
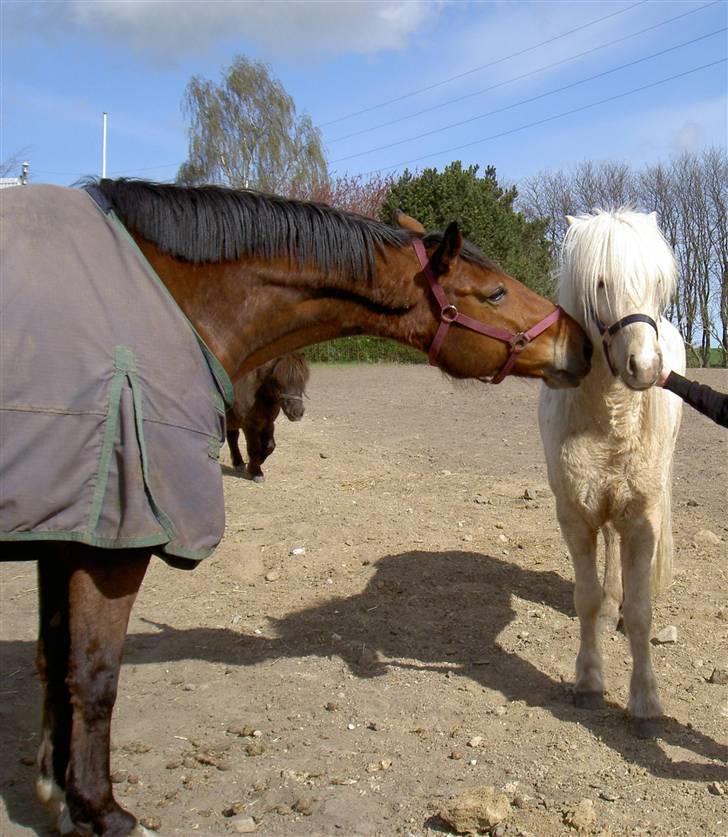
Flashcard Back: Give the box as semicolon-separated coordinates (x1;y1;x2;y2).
20;162;28;185
102;112;108;178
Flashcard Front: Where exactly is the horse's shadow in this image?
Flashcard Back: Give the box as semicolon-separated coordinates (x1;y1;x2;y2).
1;550;726;833
133;549;728;778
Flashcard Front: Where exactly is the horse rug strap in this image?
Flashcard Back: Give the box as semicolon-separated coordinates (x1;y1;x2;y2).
0;184;234;566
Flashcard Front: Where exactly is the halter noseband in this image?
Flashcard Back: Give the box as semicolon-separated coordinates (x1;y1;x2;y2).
412;238;564;384
592;311;659;376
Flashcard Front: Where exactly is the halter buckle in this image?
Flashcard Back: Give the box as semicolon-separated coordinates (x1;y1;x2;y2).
509;332;530;351
441;304;458;323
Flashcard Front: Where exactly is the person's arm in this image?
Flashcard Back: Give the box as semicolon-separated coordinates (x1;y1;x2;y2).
660;369;728;428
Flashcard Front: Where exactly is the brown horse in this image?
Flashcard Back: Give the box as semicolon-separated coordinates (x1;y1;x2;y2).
226;352;310;481
0;179;591;836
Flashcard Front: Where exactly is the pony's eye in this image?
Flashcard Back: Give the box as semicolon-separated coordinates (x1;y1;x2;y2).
487;287;506;303
597;279;605;290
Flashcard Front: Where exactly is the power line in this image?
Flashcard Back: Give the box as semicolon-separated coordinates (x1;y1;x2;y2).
344;58;726;178
331;27;726;164
320;0;650;128
328;0;720;144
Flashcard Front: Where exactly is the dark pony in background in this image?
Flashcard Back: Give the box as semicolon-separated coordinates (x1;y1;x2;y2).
226;352;310;481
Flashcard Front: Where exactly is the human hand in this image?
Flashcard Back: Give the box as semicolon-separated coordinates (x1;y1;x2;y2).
656;365;671;386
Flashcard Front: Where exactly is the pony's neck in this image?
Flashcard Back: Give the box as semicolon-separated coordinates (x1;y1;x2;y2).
577;353;652;438
135;237;430;379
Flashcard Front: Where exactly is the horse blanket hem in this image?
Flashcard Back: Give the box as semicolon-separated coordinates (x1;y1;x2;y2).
0;531;212;562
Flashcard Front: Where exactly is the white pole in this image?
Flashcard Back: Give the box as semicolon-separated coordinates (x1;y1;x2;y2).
102;112;108;178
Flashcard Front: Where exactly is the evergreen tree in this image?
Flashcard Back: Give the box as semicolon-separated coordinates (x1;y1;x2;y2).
382;162;554;296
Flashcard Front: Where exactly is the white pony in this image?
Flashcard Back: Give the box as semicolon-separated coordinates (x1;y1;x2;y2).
539;209;685;736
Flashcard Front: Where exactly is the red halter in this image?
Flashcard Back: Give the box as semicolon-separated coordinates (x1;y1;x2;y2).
413;238;564;384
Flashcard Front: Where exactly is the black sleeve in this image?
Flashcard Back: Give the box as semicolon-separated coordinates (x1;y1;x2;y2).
663;371;728;428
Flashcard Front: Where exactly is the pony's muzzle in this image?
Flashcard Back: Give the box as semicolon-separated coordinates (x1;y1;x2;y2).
624;350;662;390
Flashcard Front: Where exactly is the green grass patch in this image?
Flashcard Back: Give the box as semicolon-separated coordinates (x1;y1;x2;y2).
303;336;425;364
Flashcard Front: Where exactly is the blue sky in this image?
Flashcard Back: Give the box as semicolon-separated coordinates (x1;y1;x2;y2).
2;0;726;190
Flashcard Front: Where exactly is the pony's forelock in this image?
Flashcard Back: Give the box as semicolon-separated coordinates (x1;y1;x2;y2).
558;208;677;323
272;353;310;392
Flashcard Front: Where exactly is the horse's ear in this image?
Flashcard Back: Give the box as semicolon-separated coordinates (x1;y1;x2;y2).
565;215;578;227
648;211;658;226
394;209;426;235
430;221;463;276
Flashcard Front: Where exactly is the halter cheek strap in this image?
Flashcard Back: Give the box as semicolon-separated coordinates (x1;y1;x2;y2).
593;312;659;376
412;238;563;384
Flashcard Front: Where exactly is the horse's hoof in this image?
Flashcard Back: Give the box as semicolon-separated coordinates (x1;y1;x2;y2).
130;826;155;837
251;474;265;483
56;806;76;837
36;775;65;815
573;691;604;710
632;717;663;740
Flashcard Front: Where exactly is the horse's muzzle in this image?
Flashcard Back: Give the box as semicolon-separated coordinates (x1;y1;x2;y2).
546;327;592;388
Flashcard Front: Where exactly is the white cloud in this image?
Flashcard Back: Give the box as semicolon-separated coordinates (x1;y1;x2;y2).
7;0;442;61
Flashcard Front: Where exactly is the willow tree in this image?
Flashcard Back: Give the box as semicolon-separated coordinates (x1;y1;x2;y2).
178;56;327;195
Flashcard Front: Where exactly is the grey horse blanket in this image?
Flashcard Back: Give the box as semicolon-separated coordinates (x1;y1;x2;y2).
0;184;233;564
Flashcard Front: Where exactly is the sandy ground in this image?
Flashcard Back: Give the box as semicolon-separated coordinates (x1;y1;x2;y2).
1;365;726;837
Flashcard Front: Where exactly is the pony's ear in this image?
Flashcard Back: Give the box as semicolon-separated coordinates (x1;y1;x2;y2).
394;209;426;235
565;215;578;227
648;211;658;226
430;221;463;275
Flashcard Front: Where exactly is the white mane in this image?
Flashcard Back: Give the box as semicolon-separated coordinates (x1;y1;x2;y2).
558;208;677;324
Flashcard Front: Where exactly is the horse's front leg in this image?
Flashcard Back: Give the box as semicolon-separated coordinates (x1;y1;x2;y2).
63;547;151;836
618;513;663;733
557;505;603;707
36;555;73;821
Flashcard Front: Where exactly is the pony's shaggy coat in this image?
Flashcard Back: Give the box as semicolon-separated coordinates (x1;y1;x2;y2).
539;208;685;726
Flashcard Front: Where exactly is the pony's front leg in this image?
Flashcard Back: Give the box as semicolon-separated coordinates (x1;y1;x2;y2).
63;548;151;836
618;514;663;733
226;428;246;470
557;506;603;707
600;523;623;631
243;416;274;483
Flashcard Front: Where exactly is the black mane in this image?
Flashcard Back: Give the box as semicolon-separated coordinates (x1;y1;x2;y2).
93;178;495;280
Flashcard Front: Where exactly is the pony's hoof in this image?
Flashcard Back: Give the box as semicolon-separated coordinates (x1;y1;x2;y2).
599;610;623;633
250;474;265;483
130;826;155;837
233;463;246;472
632;717;663;739
573;690;604;710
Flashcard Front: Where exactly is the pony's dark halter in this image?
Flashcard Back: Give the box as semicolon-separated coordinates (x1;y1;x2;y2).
592;311;659;376
412;238;564;384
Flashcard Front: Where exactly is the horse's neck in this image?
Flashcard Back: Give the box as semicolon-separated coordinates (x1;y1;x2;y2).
136;238;425;379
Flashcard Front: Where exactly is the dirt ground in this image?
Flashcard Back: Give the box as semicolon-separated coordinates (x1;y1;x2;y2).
1;365;726;837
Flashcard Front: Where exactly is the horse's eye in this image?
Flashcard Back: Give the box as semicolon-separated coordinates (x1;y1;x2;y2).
597;279;605;290
487;287;506;303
